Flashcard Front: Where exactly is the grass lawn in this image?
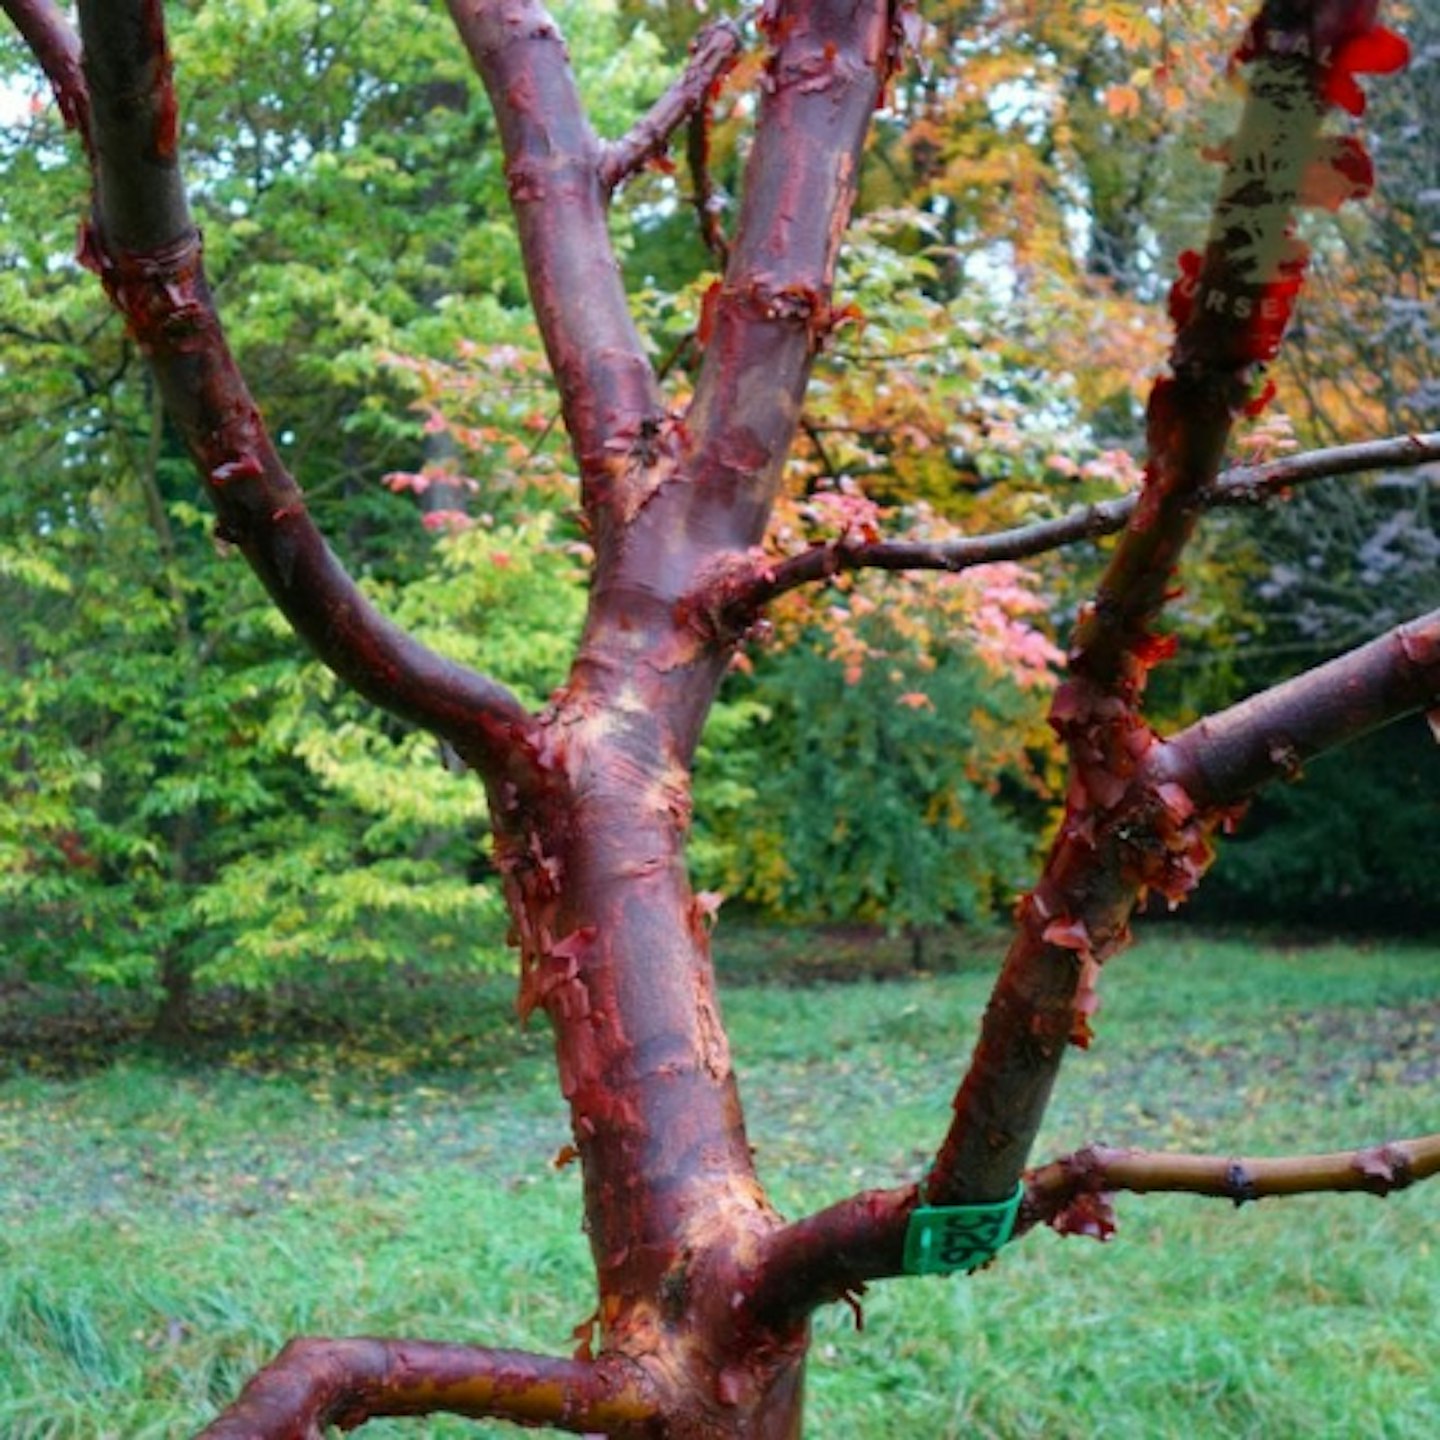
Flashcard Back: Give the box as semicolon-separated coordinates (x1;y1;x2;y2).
1;927;1437;1438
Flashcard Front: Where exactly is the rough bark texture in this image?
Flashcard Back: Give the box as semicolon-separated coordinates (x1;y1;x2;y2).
5;1;1437;1436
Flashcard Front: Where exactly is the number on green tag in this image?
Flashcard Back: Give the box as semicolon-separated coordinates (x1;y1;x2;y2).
902;1184;1023;1275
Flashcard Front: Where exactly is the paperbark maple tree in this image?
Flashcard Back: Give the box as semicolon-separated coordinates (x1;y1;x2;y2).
5;1;1440;1436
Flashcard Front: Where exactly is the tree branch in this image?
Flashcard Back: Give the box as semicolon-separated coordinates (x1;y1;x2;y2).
687;99;730;268
1146;607;1440;806
677;1;895;554
0;0;88;139
598;19;742;192
704;430;1440;626
749;598;1440;1320
443;0;663;557
1072;55;1336;695
746;1185;915;1331
194;1337;659;1439
1020;1134;1440;1238
749;1113;1440;1325
746;1121;1440;1327
1209;428;1440;501
45;2;533;773
925;2;1393;1212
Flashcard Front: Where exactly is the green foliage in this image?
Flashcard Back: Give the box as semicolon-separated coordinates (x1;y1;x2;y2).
1194;721;1440;928
0;482;509;999
2;0;1432;1036
699;618;1044;933
0;2;634;1017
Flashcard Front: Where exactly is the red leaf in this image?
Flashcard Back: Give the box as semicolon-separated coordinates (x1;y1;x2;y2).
1335;26;1410;76
1299;137;1374;211
1243;378;1278;417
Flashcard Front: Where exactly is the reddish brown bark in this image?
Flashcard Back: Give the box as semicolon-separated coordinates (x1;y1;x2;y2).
599;20;743;193
6;1;1439;1437
195;1340;660;1439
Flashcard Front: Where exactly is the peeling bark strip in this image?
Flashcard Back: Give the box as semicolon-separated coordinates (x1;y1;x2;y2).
5;0;1438;1437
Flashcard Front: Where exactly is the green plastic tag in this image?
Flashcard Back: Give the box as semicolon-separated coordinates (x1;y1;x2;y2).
903;1183;1024;1275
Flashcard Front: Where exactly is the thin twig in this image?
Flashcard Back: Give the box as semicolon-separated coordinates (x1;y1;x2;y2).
709;430;1440;626
600;19;742;192
1020;1133;1440;1237
686;93;730;266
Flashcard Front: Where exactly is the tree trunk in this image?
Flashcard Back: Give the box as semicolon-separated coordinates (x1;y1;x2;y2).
907;923;928;971
151;946;194;1045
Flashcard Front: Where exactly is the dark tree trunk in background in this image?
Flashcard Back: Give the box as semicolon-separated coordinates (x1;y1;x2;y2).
151;948;194;1045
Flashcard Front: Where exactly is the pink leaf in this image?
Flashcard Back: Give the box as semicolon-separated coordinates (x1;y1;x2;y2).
421;509;473;533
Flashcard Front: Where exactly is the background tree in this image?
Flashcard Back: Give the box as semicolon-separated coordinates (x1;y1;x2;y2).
2;1;1439;1437
0;1;655;1030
